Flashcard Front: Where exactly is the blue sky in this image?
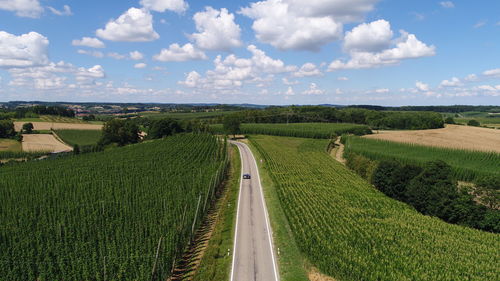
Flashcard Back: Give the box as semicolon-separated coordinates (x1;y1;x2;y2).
0;0;499;105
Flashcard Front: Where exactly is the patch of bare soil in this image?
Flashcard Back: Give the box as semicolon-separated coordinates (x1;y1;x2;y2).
22;134;72;152
14;122;102;132
309;268;337;281
366;125;500;153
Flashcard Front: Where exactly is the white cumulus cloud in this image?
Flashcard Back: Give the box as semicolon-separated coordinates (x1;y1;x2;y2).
96;8;159;42
440;1;454;8
47;5;72;16
483;68;500;78
440;77;462;87
190;7;242;51
140;0;188;14
343;19;393;53
0;0;43;18
239;0;344;51
77;49;104;58
153;43;207;62
329;25;435;71
134;63;147;69
416;81;429;92
0;31;49;68
293;63;322;77
130;51;144;60
72;37;105;48
302;82;325;95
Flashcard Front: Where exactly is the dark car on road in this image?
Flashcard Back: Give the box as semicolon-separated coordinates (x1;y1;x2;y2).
243;174;251;179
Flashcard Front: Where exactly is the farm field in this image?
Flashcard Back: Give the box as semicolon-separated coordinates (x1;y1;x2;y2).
14;122;103;132
211;123;372;139
22;134;73;152
0;139;21;152
345;136;500;183
53;129;102;146
140;111;235;120
249;135;500;281
0;134;227;280
367;124;500;153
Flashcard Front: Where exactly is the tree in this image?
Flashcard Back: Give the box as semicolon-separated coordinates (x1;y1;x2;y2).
467;119;480;127
99;119;140;146
147;118;183;139
405;161;458;220
223;115;241;137
371;161;422;201
22;123;34;134
73;144;80;155
0;120;16;138
444;117;455;124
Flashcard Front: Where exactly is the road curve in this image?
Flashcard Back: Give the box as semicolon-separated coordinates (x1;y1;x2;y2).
230;140;279;281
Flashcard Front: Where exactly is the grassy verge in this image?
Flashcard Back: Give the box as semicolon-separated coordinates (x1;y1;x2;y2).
192;144;241;281
247;138;309;281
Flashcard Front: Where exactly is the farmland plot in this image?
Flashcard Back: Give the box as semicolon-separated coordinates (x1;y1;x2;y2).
0;134;227;280
250;135;500;281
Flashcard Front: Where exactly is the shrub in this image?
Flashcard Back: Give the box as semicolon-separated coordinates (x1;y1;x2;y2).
467;119;480;127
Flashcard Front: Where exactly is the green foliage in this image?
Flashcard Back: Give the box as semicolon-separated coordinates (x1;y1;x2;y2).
222;115;241;136
212;123;372;139
444;117;456;124
344;136;500;186
250;135;499;280
468;119;481;127
0;134;228;280
21;122;34;134
0;120;16;138
99;119;140;146
371;160;422;201
227;106;444;130
147;118;183;139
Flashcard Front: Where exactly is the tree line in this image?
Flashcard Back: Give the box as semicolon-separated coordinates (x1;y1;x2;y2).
221;106;444;130
345;153;499;233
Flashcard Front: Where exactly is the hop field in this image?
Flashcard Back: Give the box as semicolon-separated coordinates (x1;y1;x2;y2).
211;123;371;138
0;134;228;280
344;136;500;183
250;135;500;281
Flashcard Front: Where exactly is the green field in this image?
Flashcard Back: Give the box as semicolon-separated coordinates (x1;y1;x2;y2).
211;123;372;138
0;134;228;280
53;129;102;146
250;135;499;281
140;111;236;120
0;139;21;152
344;136;500;183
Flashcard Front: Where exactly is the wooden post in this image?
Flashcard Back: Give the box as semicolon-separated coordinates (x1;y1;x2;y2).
151;236;163;281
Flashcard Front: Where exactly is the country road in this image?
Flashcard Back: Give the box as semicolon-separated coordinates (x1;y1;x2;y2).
230;141;279;281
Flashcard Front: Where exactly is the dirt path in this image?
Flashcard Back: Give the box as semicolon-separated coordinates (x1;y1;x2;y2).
22;134;72;152
15;122;102;132
366;125;500;153
330;138;346;165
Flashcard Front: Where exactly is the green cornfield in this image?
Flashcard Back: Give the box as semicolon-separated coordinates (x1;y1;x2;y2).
250;135;500;280
211;123;371;138
0;150;50;160
344;136;500;182
53;129;102;146
0;134;228;280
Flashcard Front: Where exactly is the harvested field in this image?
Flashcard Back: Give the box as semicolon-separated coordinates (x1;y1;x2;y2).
14;122;102;132
366;125;500;153
22;134;72;152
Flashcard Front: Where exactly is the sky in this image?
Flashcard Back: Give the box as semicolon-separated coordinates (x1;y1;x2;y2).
0;0;499;106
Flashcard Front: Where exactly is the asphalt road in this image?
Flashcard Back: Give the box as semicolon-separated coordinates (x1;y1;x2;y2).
230;141;279;281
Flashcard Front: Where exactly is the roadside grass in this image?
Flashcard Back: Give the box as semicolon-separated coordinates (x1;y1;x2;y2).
247;138;309;281
0;139;22;152
53;129;102;146
192;144;241;281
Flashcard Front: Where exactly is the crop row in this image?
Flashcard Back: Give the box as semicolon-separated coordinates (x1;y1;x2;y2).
343;136;500;184
250;135;499;280
0;134;228;280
